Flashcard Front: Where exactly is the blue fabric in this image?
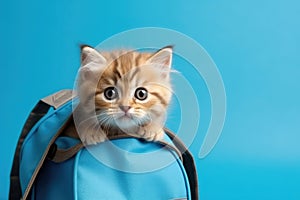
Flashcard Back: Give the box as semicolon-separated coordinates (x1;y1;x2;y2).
33;155;75;200
75;139;190;200
19;101;73;194
32;137;190;200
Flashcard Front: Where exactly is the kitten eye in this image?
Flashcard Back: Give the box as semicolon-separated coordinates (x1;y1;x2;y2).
104;87;118;100
135;87;148;101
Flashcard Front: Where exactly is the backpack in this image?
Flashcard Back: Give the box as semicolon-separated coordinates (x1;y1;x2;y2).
9;90;199;200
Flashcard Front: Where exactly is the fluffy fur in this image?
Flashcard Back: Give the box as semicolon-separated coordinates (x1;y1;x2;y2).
75;45;173;145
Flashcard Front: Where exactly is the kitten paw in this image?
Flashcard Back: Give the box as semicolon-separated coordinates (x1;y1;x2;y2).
138;127;164;141
80;129;107;145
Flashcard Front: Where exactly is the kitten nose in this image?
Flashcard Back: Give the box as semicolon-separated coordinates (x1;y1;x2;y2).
119;106;131;113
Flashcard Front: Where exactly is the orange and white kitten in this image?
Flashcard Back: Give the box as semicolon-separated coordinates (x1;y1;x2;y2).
76;45;173;145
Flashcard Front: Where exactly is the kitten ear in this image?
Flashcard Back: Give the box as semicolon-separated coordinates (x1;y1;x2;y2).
146;46;173;79
79;45;107;81
147;45;173;68
80;45;107;66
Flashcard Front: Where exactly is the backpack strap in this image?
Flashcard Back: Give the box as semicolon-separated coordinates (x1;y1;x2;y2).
50;135;184;163
163;128;199;200
9;90;74;200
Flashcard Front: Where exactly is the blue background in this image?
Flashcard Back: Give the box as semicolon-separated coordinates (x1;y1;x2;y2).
1;0;300;199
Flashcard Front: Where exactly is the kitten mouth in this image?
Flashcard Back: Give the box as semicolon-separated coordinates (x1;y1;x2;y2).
119;114;132;120
116;113;133;120
115;115;136;129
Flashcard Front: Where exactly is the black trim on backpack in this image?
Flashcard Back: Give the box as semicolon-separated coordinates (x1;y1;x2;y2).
9;101;51;200
164;128;199;200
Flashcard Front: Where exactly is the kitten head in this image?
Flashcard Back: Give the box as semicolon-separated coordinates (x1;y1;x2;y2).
77;45;173;134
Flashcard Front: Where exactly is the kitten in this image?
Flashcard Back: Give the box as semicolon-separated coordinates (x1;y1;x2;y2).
75;45;173;145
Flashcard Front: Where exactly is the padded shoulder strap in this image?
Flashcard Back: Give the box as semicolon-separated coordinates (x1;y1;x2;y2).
163;128;199;200
9;90;74;200
41;90;74;109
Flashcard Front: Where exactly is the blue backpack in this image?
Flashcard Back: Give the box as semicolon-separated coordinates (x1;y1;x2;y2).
9;90;198;200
